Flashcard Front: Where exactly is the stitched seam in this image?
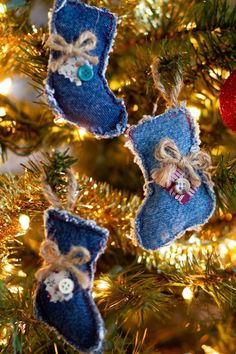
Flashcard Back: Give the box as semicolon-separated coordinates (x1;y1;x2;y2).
47;1;127;136
127;109;215;250
98;11;125;112
55;4;122;106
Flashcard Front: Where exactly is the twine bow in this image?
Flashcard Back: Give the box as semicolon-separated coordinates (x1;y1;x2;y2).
35;240;91;289
47;31;99;72
151;138;212;189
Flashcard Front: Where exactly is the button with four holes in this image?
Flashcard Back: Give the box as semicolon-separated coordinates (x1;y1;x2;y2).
77;65;94;81
58;278;75;295
174;177;191;195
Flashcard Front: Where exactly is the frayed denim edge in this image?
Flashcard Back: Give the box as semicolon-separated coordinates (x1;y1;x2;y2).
33;207;109;353
126;106;216;251
46;0;128;139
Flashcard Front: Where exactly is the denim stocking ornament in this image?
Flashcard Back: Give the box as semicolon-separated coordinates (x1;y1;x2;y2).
34;170;109;353
46;0;128;138
126;59;216;250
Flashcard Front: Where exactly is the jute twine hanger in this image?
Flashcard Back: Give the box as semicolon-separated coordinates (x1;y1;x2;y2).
151;57;184;114
41;168;78;211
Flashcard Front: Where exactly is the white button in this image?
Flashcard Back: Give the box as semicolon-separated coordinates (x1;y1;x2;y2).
58;278;74;295
174;177;191;195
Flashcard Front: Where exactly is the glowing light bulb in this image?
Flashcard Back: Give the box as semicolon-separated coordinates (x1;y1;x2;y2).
18;270;27;277
225;213;232;221
0;78;12;95
19;214;30;230
0;3;7;14
54;117;66;125
96;279;110;290
32;25;38;33
219;243;228;257
110;80;120;91
4;264;13;273
9;286;23;294
188;107;201;120
78;127;87;138
182;287;193;301
92;290;98;298
202;345;220;354
228;240;236;250
209;68;223;79
0;107;6;117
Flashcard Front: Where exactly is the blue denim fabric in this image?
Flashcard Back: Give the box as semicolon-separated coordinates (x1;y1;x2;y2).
127;107;216;250
34;208;109;353
46;0;128;138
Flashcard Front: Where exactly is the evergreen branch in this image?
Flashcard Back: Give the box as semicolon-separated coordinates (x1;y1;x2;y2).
22;150;78;193
213;154;236;212
0;280;78;354
96;255;236;322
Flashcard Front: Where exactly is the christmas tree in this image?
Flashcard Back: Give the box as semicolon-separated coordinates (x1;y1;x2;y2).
0;0;236;353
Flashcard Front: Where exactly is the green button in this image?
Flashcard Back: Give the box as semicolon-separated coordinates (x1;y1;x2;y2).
77;65;94;82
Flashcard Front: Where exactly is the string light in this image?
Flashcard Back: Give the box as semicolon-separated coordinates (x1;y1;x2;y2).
96;279;110;290
219;244;228;258
9;286;24;294
32;25;38;34
202;345;220;354
78;127;87;138
0;328;8;346
54;117;66;125
4;264;13;273
0;3;6;14
182;287;193;301
132;104;139;112
186;22;197;30
188;106;201;120
209;68;223;79
227;240;236;250
0;78;12;95
0;107;6;117
110;80;120;91
225;213;232;221
18;270;27;277
19;214;30;231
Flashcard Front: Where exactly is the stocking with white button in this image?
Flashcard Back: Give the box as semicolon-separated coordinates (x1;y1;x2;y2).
126;59;216;250
34;171;109;353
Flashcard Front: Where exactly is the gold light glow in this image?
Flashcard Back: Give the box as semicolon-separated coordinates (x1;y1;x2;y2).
19;214;30;231
0;107;6;117
96;279;110;290
188;106;201;121
9;286;24;294
78;127;87;138
202;345;220;354
54;117;66;125
4;264;13;273
227;239;236;250
110;80;120;91
182;287;193;301
18;270;27;278
0;3;6;14
0;78;12;95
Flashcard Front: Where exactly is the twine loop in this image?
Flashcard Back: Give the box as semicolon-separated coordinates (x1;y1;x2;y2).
152;138;212;188
35;240;91;289
41;168;78;211
47;31;99;72
151;57;183;109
